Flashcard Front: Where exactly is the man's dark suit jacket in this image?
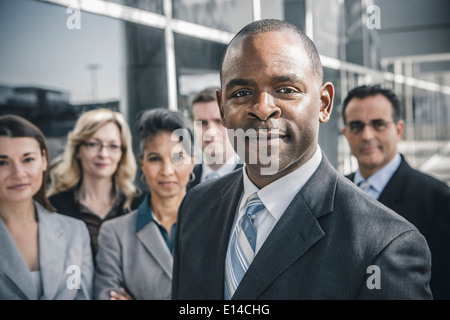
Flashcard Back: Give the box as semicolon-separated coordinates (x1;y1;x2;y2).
172;153;433;299
347;155;450;300
186;163;243;191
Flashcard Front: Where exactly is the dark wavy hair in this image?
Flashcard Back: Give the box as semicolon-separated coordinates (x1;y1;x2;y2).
0;114;55;211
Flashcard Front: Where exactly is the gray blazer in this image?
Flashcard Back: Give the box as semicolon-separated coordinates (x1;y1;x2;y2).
94;196;172;300
347;155;450;299
0;202;94;300
172;153;433;299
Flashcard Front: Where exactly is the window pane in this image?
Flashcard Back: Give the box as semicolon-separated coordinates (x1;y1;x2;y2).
105;0;164;14
312;0;342;60
174;33;225;117
0;0;127;159
0;0;169;191
124;22;167;123
261;0;306;31
172;0;253;33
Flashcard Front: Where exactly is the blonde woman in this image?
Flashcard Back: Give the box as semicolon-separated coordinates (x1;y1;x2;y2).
0;115;93;299
48;108;144;257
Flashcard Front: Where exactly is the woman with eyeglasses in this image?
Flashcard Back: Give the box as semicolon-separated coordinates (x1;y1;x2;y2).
48;108;144;258
0;115;93;299
94;108;195;300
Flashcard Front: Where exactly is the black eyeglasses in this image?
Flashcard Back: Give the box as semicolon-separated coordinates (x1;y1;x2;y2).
82;141;123;154
346;119;393;134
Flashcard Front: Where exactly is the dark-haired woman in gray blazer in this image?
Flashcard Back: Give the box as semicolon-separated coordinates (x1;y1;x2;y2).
94;108;195;300
0;115;93;300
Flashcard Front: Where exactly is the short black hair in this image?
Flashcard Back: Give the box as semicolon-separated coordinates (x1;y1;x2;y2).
220;19;324;84
341;84;402;124
136;108;194;157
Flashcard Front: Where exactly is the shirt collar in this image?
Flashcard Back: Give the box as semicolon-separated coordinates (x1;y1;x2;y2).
135;194;177;252
241;145;323;221
354;153;401;193
135;194;153;232
202;152;241;179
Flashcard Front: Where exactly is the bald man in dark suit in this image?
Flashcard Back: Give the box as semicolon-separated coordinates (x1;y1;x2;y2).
172;19;432;300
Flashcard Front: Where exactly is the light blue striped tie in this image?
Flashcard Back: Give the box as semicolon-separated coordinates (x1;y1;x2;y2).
224;193;265;299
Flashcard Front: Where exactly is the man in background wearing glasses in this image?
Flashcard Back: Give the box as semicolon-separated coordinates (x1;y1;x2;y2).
341;84;450;300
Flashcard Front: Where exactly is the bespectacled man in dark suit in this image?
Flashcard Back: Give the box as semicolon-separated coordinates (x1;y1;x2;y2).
172;19;433;300
341;84;450;300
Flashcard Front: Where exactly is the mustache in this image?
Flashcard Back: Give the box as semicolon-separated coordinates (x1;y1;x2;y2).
240;122;289;137
360;141;379;147
242;129;288;140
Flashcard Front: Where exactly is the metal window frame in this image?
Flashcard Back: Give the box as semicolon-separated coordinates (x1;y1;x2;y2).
38;0;450;112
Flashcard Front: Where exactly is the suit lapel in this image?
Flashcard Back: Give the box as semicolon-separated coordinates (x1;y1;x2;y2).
136;222;173;279
135;196;173;278
204;171;244;299
378;156;408;208
0;218;36;299
187;165;203;190
38;204;66;300
232;155;337;299
346;172;355;182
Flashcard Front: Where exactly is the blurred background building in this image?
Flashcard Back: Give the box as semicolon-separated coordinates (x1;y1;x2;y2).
1;0;449;184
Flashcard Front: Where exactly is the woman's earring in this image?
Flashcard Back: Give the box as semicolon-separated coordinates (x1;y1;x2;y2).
140;173;147;184
189;171;196;182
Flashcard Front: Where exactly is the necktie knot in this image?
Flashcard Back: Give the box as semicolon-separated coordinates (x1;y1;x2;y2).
240;193;265;254
358;180;372;192
204;171;220;181
245;193;265;218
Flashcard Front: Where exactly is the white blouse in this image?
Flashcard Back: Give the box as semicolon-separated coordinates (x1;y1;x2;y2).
30;270;43;299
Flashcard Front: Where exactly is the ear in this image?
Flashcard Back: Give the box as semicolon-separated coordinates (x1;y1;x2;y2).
395;119;405;140
341;126;350;140
189;156;195;171
138;156;144;169
216;89;226;127
319;82;334;124
41;149;48;171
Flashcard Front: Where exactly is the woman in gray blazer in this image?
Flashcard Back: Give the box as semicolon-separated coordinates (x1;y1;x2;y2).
0;115;94;300
94;108;195;300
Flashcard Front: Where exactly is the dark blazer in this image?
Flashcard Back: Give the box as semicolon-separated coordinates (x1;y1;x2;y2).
172;153;432;300
187;163;243;191
347;155;450;300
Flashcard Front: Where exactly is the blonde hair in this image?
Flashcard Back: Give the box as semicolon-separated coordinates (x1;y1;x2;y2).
48;108;138;210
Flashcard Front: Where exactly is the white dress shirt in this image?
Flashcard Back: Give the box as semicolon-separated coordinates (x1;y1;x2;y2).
353;153;401;200
201;152;241;182
229;145;323;255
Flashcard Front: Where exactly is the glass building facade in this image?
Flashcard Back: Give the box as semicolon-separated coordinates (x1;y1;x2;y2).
1;0;449;178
